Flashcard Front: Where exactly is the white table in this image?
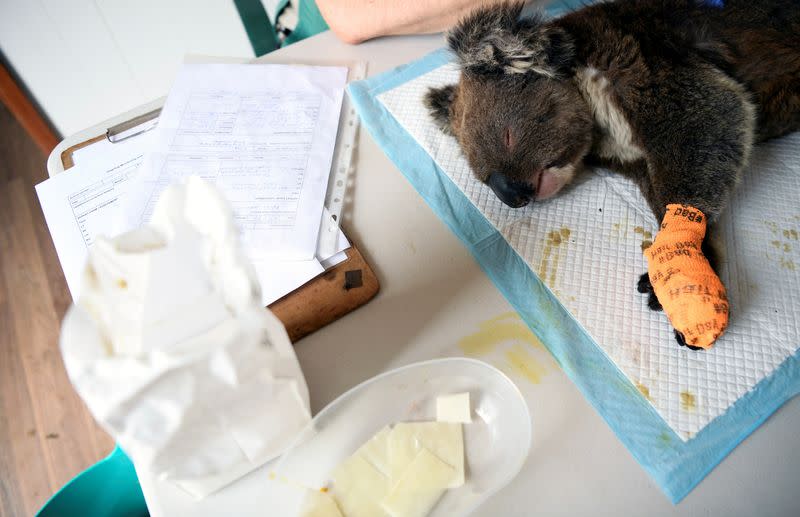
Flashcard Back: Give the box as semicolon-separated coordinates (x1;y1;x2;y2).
50;30;800;517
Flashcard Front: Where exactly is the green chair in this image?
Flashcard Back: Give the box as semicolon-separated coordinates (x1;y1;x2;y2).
233;0;281;56
233;0;329;55
273;0;329;47
37;446;148;517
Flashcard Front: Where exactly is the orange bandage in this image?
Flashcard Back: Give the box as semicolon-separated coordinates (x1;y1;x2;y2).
645;204;729;349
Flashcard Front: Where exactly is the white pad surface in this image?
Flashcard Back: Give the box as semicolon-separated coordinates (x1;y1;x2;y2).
377;64;800;440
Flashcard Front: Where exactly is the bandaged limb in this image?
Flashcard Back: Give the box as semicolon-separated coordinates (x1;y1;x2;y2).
645;204;729;349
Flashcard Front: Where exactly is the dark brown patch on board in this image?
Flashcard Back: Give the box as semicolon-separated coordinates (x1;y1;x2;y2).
344;269;363;290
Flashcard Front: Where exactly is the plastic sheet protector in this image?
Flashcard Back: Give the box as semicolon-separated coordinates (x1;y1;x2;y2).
349;48;800;502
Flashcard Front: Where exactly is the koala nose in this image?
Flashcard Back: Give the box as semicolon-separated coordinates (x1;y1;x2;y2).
487;173;534;208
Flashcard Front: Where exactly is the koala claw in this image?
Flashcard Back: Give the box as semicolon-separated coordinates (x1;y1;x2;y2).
637;272;663;311
675;330;704;351
639;274;703;350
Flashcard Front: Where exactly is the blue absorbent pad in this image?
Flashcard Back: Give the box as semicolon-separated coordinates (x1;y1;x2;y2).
347;11;800;503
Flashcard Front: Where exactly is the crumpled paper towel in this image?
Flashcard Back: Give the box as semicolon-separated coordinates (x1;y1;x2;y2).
59;177;311;498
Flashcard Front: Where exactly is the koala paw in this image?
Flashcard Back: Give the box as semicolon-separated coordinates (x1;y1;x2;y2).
639;274;704;350
637;272;663;311
675;330;705;351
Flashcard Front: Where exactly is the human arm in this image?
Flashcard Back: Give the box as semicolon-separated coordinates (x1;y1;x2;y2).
316;0;515;44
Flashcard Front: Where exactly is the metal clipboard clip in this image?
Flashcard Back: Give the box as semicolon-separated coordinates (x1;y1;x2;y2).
106;108;161;143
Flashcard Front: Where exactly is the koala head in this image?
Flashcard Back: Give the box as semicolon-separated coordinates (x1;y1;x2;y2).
426;2;592;208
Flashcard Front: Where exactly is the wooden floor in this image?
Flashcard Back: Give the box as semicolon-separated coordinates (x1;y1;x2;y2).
0;102;114;517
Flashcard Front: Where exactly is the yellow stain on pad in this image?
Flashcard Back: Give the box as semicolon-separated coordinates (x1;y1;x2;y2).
765;225;798;267
610;216;631;239
633;226;653;239
457;312;544;356
634;226;653;251
505;344;547;384
538;227;573;288
680;391;697;411
635;382;652;402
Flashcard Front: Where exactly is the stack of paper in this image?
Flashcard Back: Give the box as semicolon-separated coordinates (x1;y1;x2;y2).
38;63;351;305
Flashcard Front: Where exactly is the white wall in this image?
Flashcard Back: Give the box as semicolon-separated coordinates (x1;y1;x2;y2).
0;0;254;136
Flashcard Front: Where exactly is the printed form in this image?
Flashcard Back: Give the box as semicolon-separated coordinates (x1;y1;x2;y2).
38;138;347;303
36;133;154;297
120;64;348;261
38;64;350;304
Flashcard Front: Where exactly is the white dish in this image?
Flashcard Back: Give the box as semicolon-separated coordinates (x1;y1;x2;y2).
269;357;532;516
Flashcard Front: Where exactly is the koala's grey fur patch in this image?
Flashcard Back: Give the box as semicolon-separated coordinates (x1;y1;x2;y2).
446;0;575;78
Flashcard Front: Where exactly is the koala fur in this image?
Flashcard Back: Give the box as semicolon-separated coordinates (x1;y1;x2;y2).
447;9;575;78
427;0;799;213
426;0;800;347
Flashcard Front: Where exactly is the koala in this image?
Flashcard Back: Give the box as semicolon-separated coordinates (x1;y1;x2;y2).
426;0;800;348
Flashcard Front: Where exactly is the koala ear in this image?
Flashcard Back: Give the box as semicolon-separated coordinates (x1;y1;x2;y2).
446;1;575;79
425;84;458;134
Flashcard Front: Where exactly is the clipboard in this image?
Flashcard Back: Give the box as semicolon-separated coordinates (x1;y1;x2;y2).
57;107;379;344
